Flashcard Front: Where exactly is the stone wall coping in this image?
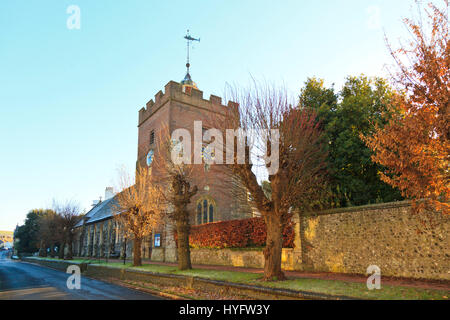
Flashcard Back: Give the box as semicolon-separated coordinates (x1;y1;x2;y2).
303;200;413;217
25;257;85;264
190;247;293;251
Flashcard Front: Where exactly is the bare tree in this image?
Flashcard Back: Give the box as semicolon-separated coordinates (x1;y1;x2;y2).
151;125;199;270
210;82;329;280
112;166;163;266
53;200;82;260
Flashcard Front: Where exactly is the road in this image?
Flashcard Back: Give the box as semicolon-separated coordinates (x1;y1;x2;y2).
0;251;163;300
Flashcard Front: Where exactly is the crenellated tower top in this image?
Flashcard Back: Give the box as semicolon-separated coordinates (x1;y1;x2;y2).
138;81;238;127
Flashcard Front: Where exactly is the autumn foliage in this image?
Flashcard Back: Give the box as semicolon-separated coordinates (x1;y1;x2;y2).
112;166;163;266
175;217;295;249
364;0;449;215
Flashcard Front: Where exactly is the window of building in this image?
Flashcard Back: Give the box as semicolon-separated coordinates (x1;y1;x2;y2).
150;130;155;145
209;204;214;223
197;203;202;225
203;200;208;224
196;197;216;225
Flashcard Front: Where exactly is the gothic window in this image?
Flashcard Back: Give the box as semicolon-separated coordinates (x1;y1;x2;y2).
209;204;214;223
196;198;216;225
203;200;208;224
197;203;202;225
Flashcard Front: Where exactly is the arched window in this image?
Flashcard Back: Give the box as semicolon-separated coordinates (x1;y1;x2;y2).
196;203;202;225
196;197;216;225
203;200;208;224
209;204;214;223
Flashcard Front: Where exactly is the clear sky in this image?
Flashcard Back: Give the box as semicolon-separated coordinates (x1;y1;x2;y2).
0;0;417;230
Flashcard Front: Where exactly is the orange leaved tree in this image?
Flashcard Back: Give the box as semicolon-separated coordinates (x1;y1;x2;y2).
112;166;163;266
364;0;449;215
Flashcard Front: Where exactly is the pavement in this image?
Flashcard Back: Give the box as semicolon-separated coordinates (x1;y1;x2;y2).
0;251;163;300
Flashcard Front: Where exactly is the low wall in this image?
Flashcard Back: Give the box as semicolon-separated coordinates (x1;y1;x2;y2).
185;201;449;280
23;257;88;272
190;248;295;270
151;247;177;263
300;201;449;280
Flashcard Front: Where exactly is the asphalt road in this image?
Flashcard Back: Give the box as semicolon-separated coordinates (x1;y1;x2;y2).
0;251;163;300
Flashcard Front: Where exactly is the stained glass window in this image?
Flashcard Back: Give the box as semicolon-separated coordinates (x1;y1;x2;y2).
197;203;202;225
203;200;208;224
209;204;214;223
196;198;216;225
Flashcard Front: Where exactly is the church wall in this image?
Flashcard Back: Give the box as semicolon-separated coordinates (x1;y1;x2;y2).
169;100;252;224
137;98;170;167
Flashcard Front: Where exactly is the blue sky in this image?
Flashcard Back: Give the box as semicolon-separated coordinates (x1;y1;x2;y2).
0;0;415;230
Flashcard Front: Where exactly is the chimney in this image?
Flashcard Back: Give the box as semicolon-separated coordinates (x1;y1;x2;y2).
105;187;115;200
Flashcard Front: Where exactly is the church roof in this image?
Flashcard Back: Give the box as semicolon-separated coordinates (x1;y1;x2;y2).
75;197;117;228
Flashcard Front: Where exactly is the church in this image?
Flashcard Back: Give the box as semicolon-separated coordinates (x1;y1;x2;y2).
73;45;254;261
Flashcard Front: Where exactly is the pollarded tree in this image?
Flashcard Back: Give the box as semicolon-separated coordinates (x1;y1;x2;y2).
364;0;449;215
112;166;163;266
151;125;199;270
212;83;329;280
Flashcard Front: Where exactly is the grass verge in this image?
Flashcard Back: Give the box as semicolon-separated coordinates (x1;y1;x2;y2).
28;257;449;300
97;262;450;300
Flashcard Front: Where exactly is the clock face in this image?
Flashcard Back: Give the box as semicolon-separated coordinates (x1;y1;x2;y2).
146;149;154;167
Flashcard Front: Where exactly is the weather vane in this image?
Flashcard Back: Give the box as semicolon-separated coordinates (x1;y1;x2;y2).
184;29;200;75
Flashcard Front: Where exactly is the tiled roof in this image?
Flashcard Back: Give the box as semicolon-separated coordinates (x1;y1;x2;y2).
75;197;117;228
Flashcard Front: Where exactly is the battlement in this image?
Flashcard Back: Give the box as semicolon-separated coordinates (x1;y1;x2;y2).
138;80;237;126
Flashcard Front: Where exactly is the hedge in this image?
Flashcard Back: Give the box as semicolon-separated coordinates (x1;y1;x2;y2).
175;217;295;249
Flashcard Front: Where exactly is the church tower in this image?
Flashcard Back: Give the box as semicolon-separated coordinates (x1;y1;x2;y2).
136;32;253;260
137;81;253;224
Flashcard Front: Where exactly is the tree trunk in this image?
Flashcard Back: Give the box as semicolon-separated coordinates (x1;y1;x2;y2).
79;228;84;257
66;234;73;260
176;217;192;270
58;241;65;259
263;214;286;281
49;243;55;257
133;237;142;266
39;240;47;257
